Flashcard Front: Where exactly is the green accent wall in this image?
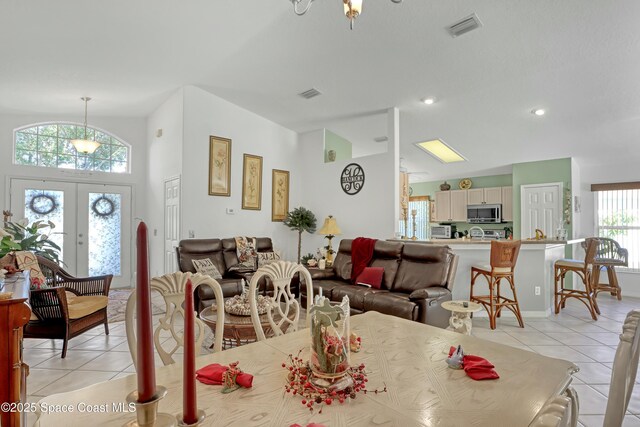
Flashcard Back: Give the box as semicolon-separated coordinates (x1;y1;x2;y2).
512;158;572;240
324;129;352;163
411;174;513;198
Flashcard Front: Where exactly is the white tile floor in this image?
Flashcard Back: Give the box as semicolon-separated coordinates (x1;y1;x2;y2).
22;294;640;426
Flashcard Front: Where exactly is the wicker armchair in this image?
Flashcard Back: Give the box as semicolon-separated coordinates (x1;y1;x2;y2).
581;238;629;300
23;256;113;358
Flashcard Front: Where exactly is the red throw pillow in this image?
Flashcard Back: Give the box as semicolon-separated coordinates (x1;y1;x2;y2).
356;267;384;289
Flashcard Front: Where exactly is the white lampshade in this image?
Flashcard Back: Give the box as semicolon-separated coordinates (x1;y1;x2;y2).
344;0;363;16
70;138;101;154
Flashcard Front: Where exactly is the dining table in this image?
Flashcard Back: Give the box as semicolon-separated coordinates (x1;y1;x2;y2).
34;311;578;426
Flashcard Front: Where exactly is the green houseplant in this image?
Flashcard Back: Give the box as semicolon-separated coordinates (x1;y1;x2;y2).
0;219;61;264
283;207;317;264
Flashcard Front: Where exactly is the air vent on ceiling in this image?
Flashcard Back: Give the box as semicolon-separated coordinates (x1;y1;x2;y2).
447;13;482;38
374;136;388;143
298;88;322;99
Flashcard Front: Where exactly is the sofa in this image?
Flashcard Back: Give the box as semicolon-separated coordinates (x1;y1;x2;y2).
176;237;298;313
301;239;458;328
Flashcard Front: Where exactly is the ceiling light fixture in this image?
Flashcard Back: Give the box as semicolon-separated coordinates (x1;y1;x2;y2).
422;97;437;105
414;139;466;163
291;0;402;30
70;97;101;155
531;108;546;116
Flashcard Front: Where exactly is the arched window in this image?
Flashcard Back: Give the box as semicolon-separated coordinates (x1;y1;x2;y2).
14;123;130;173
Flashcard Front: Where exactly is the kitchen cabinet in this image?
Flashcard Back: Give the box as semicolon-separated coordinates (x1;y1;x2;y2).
435;190;467;222
502;186;513;221
467;187;502;205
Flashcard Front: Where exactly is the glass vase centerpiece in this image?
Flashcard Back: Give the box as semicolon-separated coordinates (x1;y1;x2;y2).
309;294;350;385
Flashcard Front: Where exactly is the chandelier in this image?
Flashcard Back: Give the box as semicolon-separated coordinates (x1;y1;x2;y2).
70;97;101;155
291;0;402;30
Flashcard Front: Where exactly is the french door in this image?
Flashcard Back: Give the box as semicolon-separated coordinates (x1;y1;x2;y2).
10;178;132;287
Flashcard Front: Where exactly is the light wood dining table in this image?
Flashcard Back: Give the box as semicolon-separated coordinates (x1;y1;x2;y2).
34;311;578;427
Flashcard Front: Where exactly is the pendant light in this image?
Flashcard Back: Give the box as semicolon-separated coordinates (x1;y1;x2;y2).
291;0;402;30
70;97;101;155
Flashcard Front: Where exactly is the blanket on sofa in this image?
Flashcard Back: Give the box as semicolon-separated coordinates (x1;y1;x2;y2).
350;237;377;284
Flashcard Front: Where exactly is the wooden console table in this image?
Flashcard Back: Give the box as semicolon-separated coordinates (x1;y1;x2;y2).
0;272;31;427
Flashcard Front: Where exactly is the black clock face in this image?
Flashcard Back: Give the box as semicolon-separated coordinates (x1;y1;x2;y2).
340;163;365;195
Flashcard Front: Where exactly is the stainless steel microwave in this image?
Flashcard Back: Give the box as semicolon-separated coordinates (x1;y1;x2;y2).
467;204;502;223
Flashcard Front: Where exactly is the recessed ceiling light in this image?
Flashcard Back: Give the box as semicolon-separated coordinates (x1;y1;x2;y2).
422;97;437;105
414;139;466;163
531;108;546;116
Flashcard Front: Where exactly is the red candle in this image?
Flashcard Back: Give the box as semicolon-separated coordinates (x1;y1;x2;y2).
136;222;156;402
183;278;197;424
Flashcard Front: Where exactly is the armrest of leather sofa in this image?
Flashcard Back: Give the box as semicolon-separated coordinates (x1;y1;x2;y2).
409;287;450;301
307;268;337;280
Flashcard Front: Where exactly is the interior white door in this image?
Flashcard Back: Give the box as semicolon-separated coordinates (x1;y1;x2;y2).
77;183;132;287
521;183;562;239
164;177;180;273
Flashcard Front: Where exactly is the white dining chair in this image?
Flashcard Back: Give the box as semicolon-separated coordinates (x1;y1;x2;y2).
603;309;640;427
248;261;313;341
530;395;573;427
125;271;225;368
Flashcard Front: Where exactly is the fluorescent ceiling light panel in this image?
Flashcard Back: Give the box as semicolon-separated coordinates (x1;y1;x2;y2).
415;139;466;163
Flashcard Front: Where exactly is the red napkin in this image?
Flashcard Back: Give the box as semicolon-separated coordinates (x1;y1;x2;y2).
448;347;499;381
196;363;254;388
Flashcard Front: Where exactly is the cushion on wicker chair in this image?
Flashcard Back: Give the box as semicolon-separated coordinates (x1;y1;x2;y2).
472;264;512;273
67;295;108;319
555;259;585;269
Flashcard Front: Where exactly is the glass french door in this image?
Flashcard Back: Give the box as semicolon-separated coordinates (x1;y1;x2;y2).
10;179;132;287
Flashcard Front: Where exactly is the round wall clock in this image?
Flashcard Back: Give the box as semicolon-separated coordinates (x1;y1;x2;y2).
459;178;473;190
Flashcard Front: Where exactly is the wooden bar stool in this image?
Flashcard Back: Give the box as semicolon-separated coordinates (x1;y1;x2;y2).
582;238;628;300
470;240;523;330
554;238;601;320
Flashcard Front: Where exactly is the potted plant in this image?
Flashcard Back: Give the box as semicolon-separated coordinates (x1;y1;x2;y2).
0;219;61;264
283;207;317;264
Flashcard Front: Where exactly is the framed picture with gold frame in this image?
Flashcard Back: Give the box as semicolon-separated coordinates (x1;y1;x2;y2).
208;136;232;196
271;169;290;222
242;154;263;210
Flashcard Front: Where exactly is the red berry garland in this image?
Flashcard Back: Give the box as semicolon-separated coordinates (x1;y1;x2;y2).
282;350;387;413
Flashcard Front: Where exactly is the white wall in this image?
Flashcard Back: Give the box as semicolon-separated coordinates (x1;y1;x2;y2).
579;160;640;297
145;89;185;276
177;85;301;264
297;110;399;258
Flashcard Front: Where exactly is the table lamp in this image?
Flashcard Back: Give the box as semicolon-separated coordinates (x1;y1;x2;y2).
318;215;342;267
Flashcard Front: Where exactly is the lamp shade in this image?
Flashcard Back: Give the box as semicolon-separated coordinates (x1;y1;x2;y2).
318;216;342;236
70;138;101;154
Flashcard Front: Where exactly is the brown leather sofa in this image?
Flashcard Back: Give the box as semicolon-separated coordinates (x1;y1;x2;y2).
176;237;298;312
302;239;458;328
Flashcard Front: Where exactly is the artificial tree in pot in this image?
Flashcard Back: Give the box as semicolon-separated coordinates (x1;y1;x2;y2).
283;207;317;264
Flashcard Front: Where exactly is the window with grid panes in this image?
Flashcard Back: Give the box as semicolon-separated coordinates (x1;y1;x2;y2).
14;123;130;173
595;188;640;271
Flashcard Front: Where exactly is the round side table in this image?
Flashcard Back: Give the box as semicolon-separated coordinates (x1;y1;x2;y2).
441;300;482;335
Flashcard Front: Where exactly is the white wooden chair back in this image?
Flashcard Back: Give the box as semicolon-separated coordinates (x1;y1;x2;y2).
530;395;573;427
125;271;225;368
604;309;640;427
248;261;313;341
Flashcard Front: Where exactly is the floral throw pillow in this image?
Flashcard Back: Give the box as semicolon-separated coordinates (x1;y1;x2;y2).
232;236;257;272
192;258;223;280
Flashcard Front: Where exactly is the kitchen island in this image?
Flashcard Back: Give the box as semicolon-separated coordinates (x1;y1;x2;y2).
390;238;584;317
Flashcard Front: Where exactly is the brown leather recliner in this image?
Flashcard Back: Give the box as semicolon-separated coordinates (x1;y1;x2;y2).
302;239;458;328
176;237;299;313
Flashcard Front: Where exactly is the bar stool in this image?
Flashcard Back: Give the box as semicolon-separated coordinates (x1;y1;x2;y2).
582;238;628;300
470;240;523;330
554;238;601;320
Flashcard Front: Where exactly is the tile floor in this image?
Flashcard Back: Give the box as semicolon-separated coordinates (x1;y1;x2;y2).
22;294;640;426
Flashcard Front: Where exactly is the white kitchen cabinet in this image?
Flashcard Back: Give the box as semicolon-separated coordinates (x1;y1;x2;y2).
434;190;467;222
502;186;513;221
467;187;502;205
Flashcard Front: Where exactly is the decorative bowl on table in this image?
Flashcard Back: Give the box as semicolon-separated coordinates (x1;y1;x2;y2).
224;293;269;316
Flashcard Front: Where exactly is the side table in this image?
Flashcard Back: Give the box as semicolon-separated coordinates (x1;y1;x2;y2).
441;300;482;335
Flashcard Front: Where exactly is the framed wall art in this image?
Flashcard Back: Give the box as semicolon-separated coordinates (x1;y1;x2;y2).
271;169;290;222
242;154;263;210
208;136;232;196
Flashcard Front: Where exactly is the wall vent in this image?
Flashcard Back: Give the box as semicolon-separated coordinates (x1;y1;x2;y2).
373;136;388;143
298;88;322;99
447;13;482;38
